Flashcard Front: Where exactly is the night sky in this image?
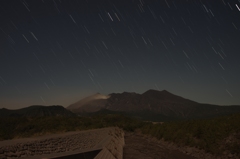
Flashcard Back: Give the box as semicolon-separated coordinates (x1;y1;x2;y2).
1;0;240;109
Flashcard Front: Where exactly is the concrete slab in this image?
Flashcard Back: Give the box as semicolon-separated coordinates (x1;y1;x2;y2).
0;127;124;159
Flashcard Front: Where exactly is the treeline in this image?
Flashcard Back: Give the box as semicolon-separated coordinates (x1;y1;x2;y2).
0;113;240;156
140;113;240;155
0;114;144;140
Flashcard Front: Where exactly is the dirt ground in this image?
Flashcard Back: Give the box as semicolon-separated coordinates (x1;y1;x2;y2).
123;132;197;159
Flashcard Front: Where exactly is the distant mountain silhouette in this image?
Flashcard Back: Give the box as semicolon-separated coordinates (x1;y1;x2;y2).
68;89;240;121
0;105;75;117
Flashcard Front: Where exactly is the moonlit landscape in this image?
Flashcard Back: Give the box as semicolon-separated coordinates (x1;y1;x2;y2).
1;1;240;159
1;0;240;109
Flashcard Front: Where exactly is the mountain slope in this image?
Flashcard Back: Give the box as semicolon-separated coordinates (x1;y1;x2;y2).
0;105;75;117
67;89;240;121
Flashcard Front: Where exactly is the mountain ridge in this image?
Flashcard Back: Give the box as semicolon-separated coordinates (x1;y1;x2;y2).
0;105;75;117
67;89;240;121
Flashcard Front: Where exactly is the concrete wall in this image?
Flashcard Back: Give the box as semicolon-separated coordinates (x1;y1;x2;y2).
0;127;124;159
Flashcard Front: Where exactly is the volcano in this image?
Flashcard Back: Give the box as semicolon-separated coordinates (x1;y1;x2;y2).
67;89;240;121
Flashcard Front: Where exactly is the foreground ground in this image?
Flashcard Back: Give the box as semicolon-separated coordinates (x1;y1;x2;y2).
123;131;240;159
0;128;239;159
1;113;240;159
123;132;197;159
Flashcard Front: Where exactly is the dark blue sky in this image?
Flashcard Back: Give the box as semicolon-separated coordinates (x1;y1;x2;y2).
1;0;240;109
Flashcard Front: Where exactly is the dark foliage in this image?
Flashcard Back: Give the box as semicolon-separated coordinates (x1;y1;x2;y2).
0;113;240;156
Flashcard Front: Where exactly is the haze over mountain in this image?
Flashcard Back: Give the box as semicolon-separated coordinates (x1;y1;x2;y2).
67;89;240;121
67;93;110;112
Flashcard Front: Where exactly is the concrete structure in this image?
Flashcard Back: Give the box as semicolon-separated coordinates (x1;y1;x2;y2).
0;127;124;159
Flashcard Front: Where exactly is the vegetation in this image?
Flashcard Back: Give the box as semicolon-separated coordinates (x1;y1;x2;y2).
0;114;145;140
0;113;240;156
140;113;240;155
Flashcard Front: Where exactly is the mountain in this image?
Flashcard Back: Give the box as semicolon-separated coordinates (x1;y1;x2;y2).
67;93;110;112
67;89;240;121
0;105;76;118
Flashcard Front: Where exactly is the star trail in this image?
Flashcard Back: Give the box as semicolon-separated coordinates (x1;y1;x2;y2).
0;0;240;109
